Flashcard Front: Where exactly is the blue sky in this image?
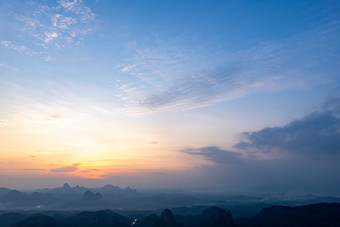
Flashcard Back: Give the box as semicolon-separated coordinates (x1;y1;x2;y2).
0;0;340;194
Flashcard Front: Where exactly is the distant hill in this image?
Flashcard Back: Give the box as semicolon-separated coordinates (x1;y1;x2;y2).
0;188;11;198
63;210;132;227
34;183;137;196
0;190;57;208
1;183;339;214
0;184;139;210
1;190;27;204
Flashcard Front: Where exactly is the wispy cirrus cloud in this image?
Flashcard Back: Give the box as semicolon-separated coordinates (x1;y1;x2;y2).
2;0;96;56
1;40;44;55
59;0;95;23
0;62;18;71
118;20;340;113
1;41;29;52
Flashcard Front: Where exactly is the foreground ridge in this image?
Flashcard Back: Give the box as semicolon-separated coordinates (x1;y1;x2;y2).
0;203;339;227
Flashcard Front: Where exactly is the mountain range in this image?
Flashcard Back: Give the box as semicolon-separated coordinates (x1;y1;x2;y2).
1;183;340;212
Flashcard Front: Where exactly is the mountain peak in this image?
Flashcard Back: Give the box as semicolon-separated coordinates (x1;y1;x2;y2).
82;191;103;201
161;208;174;222
82;191;95;200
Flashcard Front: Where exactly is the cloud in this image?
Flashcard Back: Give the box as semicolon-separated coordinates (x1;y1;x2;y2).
182;98;340;163
24;168;46;171
119;20;340;113
52;14;77;29
149;141;158;145
1;40;43;55
44;31;59;43
58;0;95;23
46;113;63;121
50;163;80;172
6;0;96;54
1;41;29;53
234;101;340;157
179;102;340;194
322;96;340;114
44;56;52;62
181;146;242;164
0;62;18;71
120;64;136;73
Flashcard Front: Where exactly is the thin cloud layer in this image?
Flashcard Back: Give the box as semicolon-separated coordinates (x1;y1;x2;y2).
1;41;30;53
118;20;340;113
50;163;80;173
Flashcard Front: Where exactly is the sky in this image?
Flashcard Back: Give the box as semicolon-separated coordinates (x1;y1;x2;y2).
0;0;340;195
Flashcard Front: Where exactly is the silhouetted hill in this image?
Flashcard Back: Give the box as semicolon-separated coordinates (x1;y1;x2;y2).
13;214;56;227
1;203;340;226
63;210;131;227
161;209;182;227
0;212;26;227
134;207;234;227
238;202;340;227
178;206;234;227
137;213;162;227
135;209;182;227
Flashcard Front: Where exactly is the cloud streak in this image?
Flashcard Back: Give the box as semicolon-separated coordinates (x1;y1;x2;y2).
119;20;340;113
1;41;30;53
181;146;242;164
50;163;80;173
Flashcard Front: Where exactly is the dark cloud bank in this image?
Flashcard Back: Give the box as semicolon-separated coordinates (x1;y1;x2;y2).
181;98;340;195
235;111;340;156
